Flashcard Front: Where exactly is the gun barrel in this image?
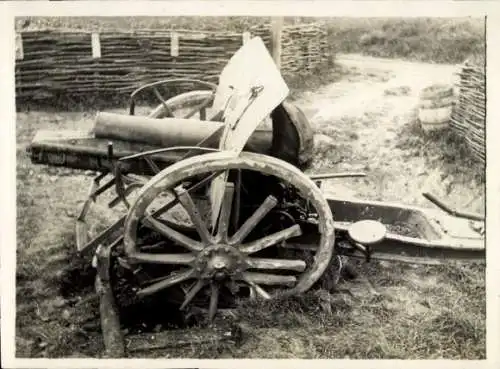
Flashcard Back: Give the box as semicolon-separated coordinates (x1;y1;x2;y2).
94;112;224;147
94;112;273;152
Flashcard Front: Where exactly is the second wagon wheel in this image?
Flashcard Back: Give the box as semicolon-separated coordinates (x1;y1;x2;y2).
128;78;218;120
122;151;335;321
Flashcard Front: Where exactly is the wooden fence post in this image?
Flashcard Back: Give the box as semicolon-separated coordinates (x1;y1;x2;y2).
15;32;24;60
271;17;283;69
171;32;179;57
15;32;23;97
91;32;101;59
242;31;251;45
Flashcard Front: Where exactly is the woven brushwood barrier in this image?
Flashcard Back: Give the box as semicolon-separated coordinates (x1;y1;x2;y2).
15;23;329;102
450;63;486;164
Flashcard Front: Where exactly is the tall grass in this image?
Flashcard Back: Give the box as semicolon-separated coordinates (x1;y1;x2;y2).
323;17;485;64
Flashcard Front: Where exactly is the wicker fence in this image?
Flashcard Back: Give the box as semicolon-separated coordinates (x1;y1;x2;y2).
15;23;330;102
450;63;486;164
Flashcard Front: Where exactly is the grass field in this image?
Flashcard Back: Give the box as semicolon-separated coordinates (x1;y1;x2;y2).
15;16;486;359
323;17;485;64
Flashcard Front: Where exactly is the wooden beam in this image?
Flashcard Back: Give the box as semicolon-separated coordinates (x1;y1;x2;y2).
125;320;242;354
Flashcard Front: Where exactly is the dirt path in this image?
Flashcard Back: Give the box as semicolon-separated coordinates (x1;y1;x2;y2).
296;54;483;212
310;53;459;122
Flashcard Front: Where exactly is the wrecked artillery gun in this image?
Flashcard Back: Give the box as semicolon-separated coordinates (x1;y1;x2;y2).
27;37;485;357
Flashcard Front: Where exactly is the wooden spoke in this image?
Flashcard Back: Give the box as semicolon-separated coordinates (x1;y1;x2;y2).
208;283;219;322
108;182;144;208
142;215;203;252
139;241;167;251
138;274;172;286
217;183;235;242
240;224;302;254
175;188;213;245
246;257;306;272
144;156;161;175
232;170;242;231
229;195;278;245
122;174;148;186
129;252;195;265
152;87;174;117
184;98;213;119
140;172;223;226
145;195;178;220
241;272;297;286
243;279;271;300
189;171;226;190
137;269;195;297
180;280;206;311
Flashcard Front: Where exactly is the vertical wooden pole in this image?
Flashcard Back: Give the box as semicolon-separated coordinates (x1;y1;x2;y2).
242;31;251;45
15;33;24;60
171;32;179;57
270;17;283;69
91;32;101;59
15;32;23;97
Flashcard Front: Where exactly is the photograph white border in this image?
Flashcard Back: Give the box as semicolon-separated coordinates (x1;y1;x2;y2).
1;1;499;368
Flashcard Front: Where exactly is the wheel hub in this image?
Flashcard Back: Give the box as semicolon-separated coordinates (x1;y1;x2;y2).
195;245;246;280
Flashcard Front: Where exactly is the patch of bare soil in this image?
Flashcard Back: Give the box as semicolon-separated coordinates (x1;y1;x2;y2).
15;58;485;359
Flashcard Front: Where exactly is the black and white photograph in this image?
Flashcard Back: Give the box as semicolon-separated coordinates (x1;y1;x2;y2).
1;1;498;367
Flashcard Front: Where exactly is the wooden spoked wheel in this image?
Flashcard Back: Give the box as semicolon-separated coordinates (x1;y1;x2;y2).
122;152;335;321
149;90;216;120
128;78;217;120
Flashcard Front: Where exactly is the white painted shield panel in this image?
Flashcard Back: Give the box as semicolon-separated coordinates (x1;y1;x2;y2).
209;36;289;227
